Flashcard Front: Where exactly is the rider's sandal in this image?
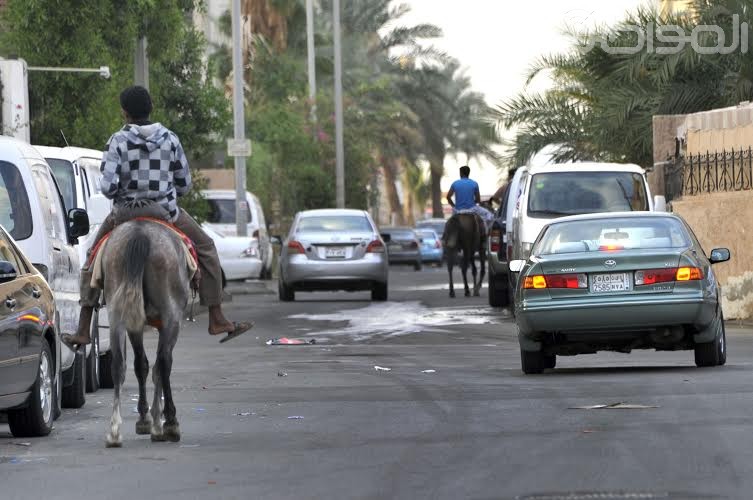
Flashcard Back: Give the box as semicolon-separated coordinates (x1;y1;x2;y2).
213;321;254;344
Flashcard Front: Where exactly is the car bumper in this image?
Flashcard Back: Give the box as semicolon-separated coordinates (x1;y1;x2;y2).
420;248;443;262
388;251;421;263
488;254;507;274
222;258;263;280
516;291;717;340
283;254;388;286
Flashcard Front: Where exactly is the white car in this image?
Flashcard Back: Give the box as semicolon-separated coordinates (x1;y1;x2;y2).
0;136;91;413
34;145;113;392
201;189;273;279
202;223;262;281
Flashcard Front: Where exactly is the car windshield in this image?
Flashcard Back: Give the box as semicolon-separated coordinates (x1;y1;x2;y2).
206;199;253;224
535;217;691;256
46;158;77;211
0;161;33;241
297;215;372;233
527;172;648;218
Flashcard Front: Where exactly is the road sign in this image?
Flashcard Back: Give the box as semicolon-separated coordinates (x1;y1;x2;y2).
227;138;252;157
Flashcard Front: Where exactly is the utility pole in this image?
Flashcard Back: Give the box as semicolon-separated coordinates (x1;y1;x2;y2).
230;0;250;236
135;36;149;89
306;0;317;126
333;0;345;208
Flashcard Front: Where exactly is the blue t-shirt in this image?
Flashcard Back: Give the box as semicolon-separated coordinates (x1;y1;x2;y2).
451;178;479;210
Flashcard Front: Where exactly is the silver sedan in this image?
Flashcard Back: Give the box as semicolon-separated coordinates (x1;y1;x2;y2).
278;209;389;302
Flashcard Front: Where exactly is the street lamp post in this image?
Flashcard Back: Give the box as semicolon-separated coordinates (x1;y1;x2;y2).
333;0;345;208
306;0;317;126
230;0;249;237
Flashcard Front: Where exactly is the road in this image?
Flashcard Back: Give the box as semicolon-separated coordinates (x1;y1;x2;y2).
2;266;753;500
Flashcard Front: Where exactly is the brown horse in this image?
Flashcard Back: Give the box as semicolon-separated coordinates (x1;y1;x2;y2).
443;214;486;298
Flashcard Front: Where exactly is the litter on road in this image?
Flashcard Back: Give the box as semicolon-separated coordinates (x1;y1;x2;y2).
421;369;436;373
266;338;317;345
277;372;288;377
374;366;392;371
287;416;305;419
569;402;660;410
236;412;254;416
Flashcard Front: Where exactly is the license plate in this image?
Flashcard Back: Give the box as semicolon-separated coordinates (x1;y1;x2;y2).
591;273;631;293
325;247;347;258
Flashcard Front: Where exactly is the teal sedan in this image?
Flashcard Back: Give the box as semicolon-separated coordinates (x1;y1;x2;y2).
509;212;730;374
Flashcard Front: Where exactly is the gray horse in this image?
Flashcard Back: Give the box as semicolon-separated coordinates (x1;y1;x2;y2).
101;219;191;448
443;214;486;298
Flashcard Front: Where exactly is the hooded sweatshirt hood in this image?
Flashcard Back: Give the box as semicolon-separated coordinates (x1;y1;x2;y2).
123;122;170;152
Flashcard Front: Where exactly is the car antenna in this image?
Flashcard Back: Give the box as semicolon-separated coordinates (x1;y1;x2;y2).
60;130;70;147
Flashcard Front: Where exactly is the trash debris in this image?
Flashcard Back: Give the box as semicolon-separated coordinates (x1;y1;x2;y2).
287;416;305;420
266;338;317;346
277;372;288;377
236;412;254;416
569;402;660;410
374;366;391;372
202;386;208;390
131;398;138;402
208;481;217;485
421;369;436;374
195;408;206;413
13;442;31;447
581;429;597;434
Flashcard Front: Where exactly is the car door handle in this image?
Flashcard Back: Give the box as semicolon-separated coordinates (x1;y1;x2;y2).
5;297;16;309
31;288;41;299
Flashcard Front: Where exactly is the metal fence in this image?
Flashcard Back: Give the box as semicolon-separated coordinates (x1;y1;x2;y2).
682;148;753;196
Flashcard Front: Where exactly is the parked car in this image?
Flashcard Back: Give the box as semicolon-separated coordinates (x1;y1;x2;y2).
488;166;527;308
510;212;730;374
201;189;273;279
0;224;58;437
510;163;666;264
416;228;442;264
381;227;422;271
416;218;447;239
202;223;263;280
0;136;90;411
278;209;388;302
35;145;113;392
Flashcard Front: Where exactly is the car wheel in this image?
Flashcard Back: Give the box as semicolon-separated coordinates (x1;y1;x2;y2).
99;349;114;389
718;313;727;366
278;278;295;302
414;261;422;271
371;282;388;301
694;312;724;368
62;349;86;408
8;340;55;437
85;314;100;393
520;348;545;374
488;270;510;308
543;354;556;370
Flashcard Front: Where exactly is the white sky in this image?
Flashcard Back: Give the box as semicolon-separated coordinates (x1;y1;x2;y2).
401;0;649;195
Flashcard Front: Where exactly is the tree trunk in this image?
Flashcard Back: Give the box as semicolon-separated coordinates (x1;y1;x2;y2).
382;157;405;226
430;160;444;218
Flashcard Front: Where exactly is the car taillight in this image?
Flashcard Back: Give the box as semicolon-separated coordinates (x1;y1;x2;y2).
366;240;385;253
410;241;419;249
490;229;501;253
524;274;587;289
635;267;703;285
288;241;306;254
434;240;441;249
507;245;513;262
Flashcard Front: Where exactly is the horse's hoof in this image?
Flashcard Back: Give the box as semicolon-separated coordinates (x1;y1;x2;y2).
105;433;122;448
136;419;152;435
151;432;167;442
449;292;455;298
465;291;471;297
163;424;181;443
474;291;480;297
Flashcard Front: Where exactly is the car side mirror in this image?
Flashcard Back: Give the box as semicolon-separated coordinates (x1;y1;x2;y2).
654;195;667;213
0;260;17;283
381;234;391;243
86;194;111;226
68;208;90;240
509;260;526;273
709;248;731;264
271;236;282;245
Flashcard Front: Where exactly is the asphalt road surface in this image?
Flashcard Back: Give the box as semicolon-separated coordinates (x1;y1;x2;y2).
2;265;753;500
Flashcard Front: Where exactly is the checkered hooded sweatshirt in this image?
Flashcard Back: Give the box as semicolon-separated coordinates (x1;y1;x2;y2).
99;123;191;222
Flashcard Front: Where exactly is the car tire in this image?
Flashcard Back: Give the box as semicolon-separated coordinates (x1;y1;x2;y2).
371;282;388;301
85;314;100;393
7;340;55;437
543;354;556;370
488;270;510;308
694;312;724;368
414;261;422;271
99;349;114;389
718;313;727;366
278;278;295;302
520;348;545;374
62;349;86;408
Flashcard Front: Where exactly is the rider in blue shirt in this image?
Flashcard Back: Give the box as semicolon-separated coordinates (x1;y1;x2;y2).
447;166;480;211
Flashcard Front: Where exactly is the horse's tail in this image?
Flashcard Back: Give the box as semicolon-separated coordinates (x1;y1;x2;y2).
114;229;150;332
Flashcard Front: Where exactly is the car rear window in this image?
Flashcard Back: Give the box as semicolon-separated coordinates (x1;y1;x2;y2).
528;172;648;217
535;217;690;256
383;230;415;239
416;230;436;239
416;221;445;236
0;161;33;241
297;215;373;232
206;198;253;224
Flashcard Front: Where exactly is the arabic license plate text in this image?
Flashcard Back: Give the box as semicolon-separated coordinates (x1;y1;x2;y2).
591;273;630;293
325;247;347;258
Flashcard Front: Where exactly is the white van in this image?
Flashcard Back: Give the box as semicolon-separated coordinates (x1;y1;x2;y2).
0;136;91;411
201;189;273;279
511;163;665;263
34;146;113;392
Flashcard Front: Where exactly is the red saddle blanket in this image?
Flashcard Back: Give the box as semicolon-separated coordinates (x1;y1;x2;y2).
86;216;199;269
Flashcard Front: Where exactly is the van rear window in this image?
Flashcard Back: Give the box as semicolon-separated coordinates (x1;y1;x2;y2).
206;199;253;224
527;172;648;217
0;161;32;241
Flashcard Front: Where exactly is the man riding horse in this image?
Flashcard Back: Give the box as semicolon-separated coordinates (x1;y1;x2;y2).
63;86;252;348
446;165;493;233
